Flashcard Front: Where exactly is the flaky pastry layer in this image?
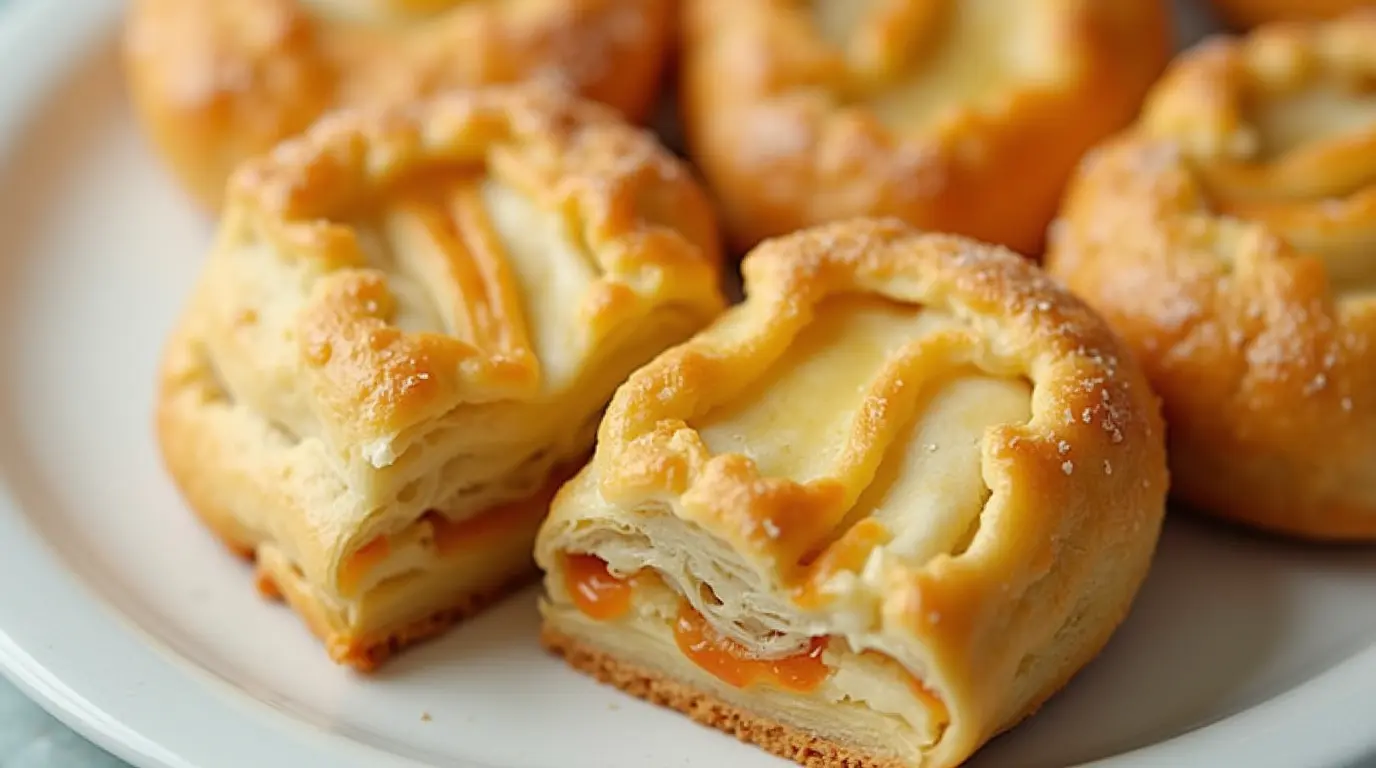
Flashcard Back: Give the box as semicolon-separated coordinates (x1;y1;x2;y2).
678;0;1171;254
123;0;673;207
1047;10;1376;539
536;219;1168;768
156;86;725;668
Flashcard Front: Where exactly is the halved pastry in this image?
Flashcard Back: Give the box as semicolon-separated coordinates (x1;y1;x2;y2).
1047;11;1376;539
122;0;673;209
156;86;725;670
678;0;1172;255
536;219;1168;768
1208;0;1371;29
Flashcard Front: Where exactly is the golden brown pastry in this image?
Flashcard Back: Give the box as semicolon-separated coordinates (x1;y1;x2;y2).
156;85;726;670
536;219;1168;768
677;0;1173;255
1047;11;1376;539
1209;0;1373;29
122;0;673;209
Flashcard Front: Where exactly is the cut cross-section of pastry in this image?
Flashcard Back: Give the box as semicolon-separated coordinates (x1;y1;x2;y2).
678;0;1172;255
156;85;726;671
1047;10;1376;539
122;0;674;209
536;219;1168;768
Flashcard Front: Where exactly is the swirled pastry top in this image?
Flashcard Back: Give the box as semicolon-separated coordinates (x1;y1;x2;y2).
179;85;724;598
677;0;1172;254
1047;10;1376;538
537;219;1168;767
123;0;673;207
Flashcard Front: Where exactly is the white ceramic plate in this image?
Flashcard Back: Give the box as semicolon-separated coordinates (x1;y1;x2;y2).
1;1;1375;767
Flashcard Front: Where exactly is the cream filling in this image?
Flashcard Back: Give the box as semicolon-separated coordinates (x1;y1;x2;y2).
1252;85;1376;160
544;582;940;763
302;0;469;24
696;297;960;482
1212;85;1376;297
813;0;1061;130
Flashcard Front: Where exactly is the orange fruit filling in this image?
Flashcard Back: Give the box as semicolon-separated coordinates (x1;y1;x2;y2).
564;553;637;621
672;602;830;693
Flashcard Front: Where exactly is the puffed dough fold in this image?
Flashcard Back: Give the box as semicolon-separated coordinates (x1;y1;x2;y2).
123;0;674;208
536;219;1168;768
156;85;725;669
678;0;1172;254
1048;10;1376;539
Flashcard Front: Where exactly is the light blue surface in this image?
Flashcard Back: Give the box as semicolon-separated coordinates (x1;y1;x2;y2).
0;0;119;752
0;682;125;766
0;1;119;763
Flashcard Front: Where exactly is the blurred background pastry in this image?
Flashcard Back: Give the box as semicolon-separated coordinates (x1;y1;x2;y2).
678;0;1173;255
1047;10;1376;539
123;0;674;209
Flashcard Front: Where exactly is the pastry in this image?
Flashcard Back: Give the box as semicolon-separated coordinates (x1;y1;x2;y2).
678;0;1172;255
156;85;726;670
1209;0;1373;29
122;0;673;209
536;219;1168;768
1047;11;1376;539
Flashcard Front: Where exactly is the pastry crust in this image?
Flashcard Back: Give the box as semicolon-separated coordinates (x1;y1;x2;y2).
1209;0;1372;29
536;219;1168;768
122;0;673;208
678;0;1172;255
156;85;726;669
1047;11;1376;539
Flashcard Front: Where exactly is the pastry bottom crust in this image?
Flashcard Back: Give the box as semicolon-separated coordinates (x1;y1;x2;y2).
261;560;536;672
541;625;903;768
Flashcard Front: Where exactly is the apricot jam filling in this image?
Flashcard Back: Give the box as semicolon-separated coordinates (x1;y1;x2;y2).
339;536;392;595
673;603;831;693
564;553;637;621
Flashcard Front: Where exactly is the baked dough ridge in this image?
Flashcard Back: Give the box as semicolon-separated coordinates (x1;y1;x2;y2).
538;218;1169;767
1047;10;1376;539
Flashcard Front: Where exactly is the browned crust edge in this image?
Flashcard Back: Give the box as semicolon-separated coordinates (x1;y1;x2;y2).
540;625;906;768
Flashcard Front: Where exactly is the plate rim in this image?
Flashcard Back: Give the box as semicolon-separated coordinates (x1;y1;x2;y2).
0;2;1373;767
